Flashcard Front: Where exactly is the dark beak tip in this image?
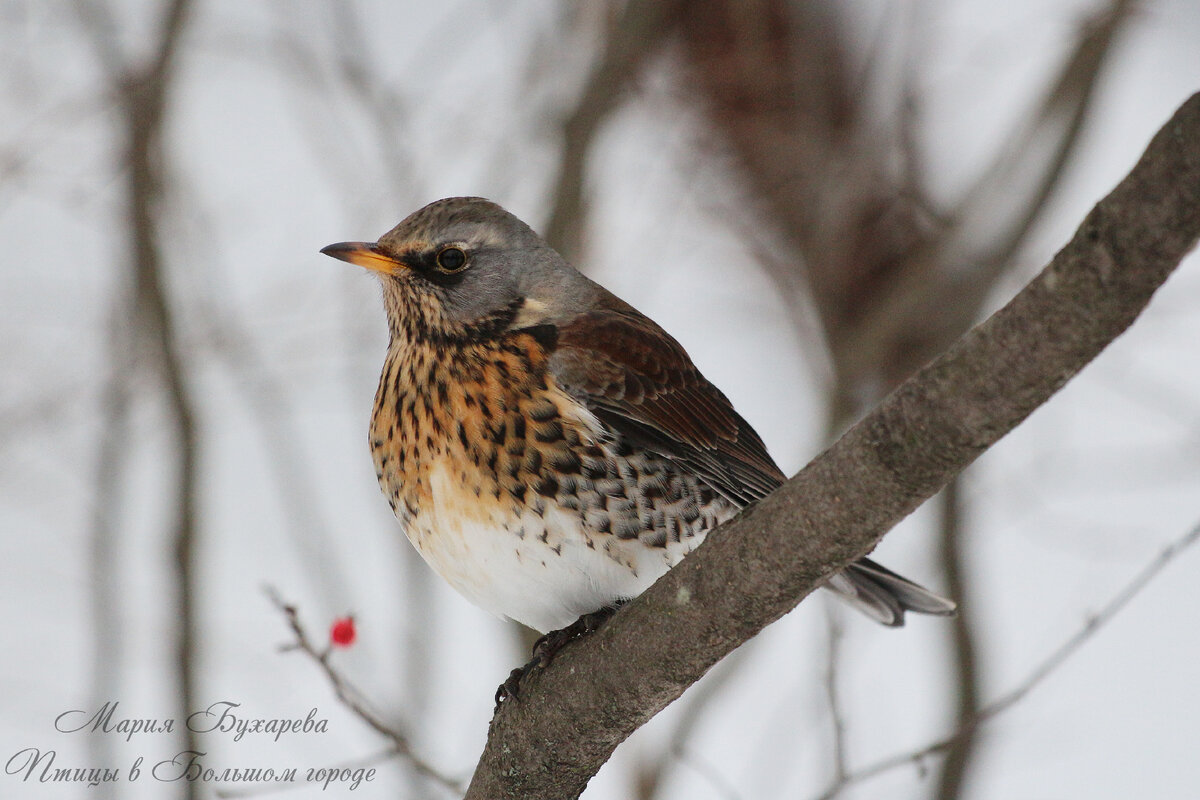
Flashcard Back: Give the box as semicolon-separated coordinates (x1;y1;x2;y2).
320;241;352;258
320;241;378;263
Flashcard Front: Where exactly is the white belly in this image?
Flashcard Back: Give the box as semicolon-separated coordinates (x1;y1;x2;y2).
405;461;699;633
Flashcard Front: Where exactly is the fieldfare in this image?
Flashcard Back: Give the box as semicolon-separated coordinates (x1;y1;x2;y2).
322;197;955;647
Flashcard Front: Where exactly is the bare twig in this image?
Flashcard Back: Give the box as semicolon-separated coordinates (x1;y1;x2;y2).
833;0;1137;394
672;746;744;800
264;587;463;794
74;3;200;796
541;0;684;260
811;518;1200;800
637;646;753;800
822;605;849;788
87;305;135;800
934;477;981;800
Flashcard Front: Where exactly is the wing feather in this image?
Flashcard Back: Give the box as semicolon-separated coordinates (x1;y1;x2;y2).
545;308;784;506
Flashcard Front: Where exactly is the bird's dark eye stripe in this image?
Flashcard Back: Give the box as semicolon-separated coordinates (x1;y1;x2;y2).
436;246;468;272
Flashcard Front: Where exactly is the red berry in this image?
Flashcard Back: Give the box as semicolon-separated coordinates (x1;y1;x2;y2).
330;616;357;648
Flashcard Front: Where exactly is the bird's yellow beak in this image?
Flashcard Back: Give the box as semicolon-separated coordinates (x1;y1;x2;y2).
320;241;405;275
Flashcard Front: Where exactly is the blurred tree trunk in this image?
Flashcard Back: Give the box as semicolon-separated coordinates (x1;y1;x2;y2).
77;2;199;796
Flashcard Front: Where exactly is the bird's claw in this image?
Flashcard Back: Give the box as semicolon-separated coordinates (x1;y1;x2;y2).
492;604;622;711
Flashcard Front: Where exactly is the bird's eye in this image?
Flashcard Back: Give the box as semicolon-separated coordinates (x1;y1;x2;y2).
435;246;468;273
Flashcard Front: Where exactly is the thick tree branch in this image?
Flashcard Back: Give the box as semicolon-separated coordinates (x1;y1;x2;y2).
465;94;1200;800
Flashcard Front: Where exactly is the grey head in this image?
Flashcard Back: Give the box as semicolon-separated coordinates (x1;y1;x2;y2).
321;197;606;337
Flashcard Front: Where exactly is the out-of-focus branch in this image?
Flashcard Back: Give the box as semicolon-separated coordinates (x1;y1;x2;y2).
822;607;849;787
88;309;135;800
264;588;463;794
321;0;416;200
74;4;199;798
836;0;1138;395
464;94;1200;800
635;647;752;800
934;478;980;800
541;0;684;260
812;517;1200;800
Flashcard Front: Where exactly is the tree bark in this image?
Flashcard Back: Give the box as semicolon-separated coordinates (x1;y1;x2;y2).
465;93;1200;800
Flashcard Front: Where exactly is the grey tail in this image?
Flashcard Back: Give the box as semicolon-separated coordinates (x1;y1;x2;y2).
823;557;957;627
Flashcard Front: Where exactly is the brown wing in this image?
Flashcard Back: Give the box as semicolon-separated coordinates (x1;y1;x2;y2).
545;307;785;507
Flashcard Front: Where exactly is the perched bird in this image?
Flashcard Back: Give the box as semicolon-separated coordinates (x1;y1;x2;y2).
322;197;955;642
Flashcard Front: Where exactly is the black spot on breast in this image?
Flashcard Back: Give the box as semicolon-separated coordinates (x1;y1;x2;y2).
487;422;506;445
549;451;582;475
582;458;608;480
640;483;665;501
534;475;559;498
529;400;557;422
533;421;563;443
614;519;642;539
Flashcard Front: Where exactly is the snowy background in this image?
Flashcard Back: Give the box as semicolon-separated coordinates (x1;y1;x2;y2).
2;1;1199;798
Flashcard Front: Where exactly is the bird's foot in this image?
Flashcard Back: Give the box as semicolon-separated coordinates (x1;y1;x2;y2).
494;604;622;709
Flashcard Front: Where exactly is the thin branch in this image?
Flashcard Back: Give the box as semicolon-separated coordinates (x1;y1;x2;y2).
264;587;464;794
672;746;743;800
933;478;982;800
541;0;684;260
87;304;135;800
822;605;849;788
833;0;1137;391
75;3;201;797
637;646;753;800
464;93;1200;799
811;517;1200;800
